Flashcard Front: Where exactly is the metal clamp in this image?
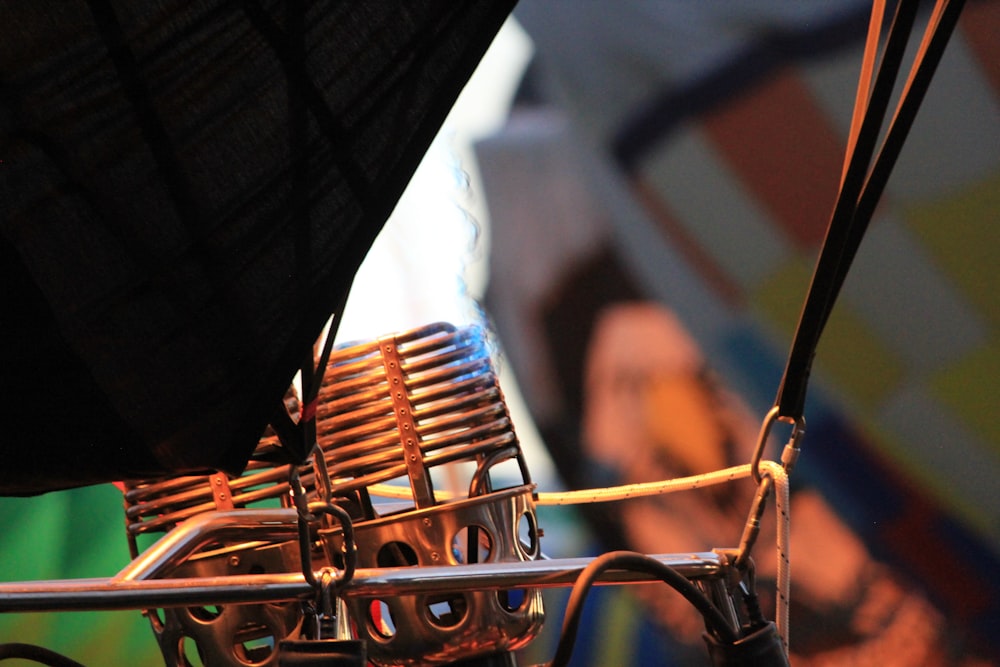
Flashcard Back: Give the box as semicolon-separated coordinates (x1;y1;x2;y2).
314;567;337;639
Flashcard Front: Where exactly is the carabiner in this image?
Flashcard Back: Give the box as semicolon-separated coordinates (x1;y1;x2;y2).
749;407;805;485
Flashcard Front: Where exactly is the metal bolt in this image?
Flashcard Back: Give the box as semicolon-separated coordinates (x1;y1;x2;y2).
431;552;440;561
229;555;240;568
422;518;432;527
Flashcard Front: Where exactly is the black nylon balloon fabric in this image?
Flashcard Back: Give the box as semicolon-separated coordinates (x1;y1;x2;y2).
0;0;515;494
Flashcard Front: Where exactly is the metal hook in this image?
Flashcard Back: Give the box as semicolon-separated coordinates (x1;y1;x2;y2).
288;465;320;588
287;465;358;592
309;501;358;587
750;407;805;485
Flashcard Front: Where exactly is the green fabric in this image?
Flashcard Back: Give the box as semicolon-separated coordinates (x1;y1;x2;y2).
0;485;161;665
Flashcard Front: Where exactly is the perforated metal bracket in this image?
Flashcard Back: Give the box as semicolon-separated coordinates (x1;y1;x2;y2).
379;336;435;508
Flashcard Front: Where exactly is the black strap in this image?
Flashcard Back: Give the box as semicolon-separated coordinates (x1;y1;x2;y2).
265;0;348;465
774;0;965;421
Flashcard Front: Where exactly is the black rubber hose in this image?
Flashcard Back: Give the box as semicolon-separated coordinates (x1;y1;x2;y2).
549;551;738;667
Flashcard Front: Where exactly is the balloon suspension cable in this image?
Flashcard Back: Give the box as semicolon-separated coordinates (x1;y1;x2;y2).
739;2;964;651
735;461;792;651
775;0;965;421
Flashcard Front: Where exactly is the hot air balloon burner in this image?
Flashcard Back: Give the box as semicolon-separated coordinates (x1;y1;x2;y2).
121;323;544;667
312;322;544;666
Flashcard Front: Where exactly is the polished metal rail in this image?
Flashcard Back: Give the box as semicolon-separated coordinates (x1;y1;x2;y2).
1;506;725;612
0;554;723;613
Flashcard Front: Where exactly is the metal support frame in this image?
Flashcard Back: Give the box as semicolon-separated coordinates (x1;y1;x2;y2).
0;508;726;614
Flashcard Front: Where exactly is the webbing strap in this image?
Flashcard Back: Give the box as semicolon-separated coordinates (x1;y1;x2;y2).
774;0;965;421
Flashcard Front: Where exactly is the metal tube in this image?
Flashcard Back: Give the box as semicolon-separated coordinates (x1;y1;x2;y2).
0;552;724;613
0;574;312;612
114;508;299;581
341;552;723;596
